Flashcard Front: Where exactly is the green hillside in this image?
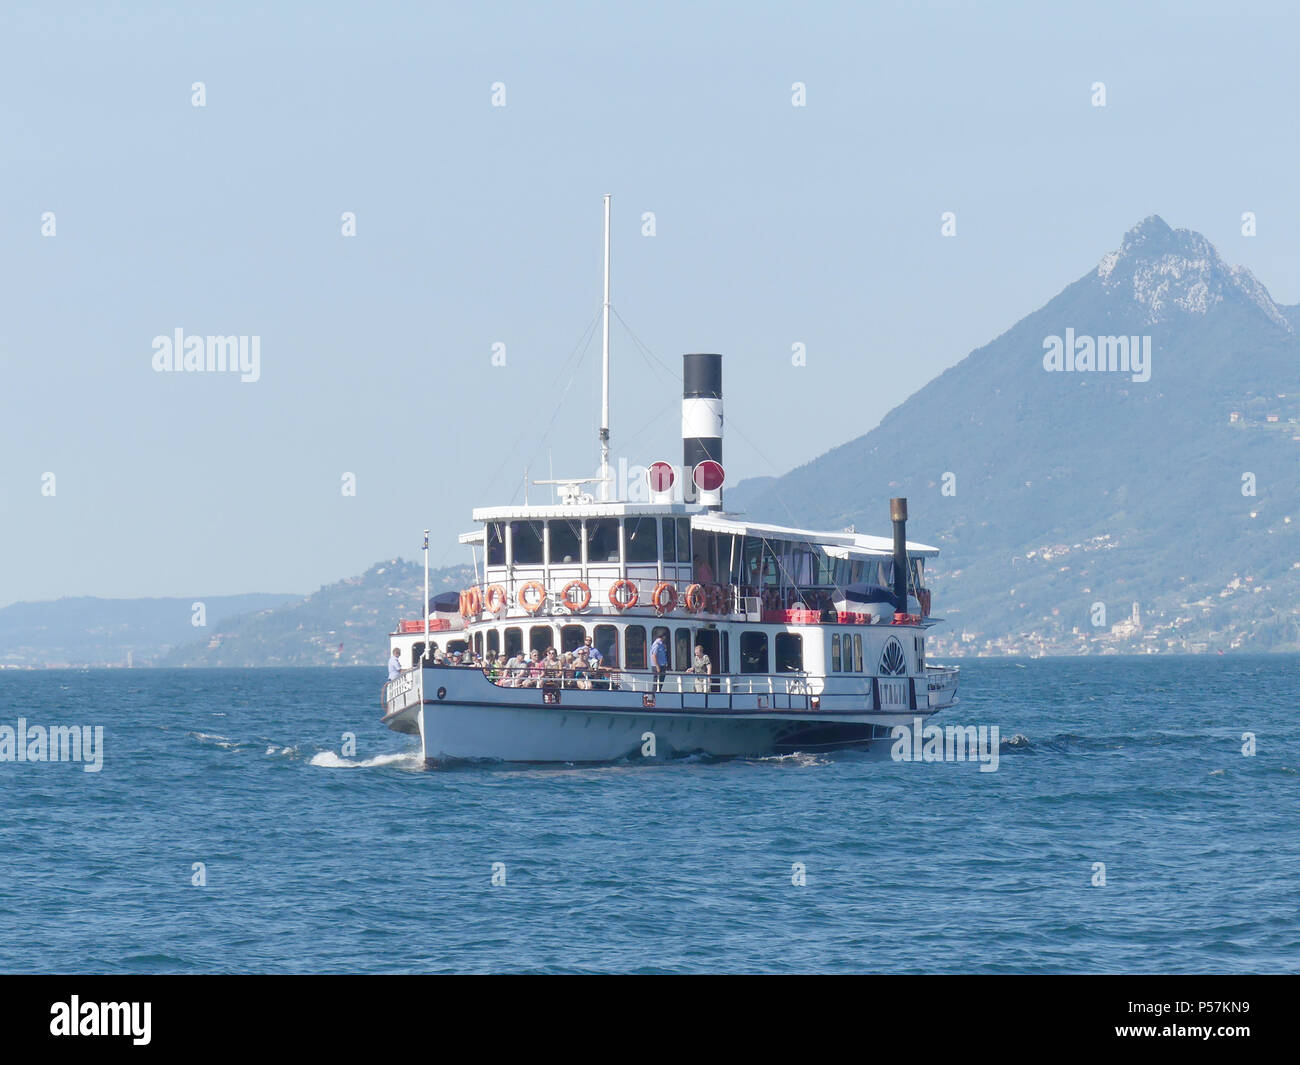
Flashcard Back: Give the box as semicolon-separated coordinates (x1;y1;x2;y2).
157;561;474;667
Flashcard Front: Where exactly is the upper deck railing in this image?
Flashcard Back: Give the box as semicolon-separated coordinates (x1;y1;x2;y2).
442;575;927;626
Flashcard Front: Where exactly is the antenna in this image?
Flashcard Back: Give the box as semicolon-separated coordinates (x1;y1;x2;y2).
599;194;611;501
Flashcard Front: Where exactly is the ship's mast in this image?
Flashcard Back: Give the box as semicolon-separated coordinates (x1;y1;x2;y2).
599;194;612;501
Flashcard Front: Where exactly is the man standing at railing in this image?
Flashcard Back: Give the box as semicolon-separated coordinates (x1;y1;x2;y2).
691;644;712;693
388;646;402;681
650;633;669;692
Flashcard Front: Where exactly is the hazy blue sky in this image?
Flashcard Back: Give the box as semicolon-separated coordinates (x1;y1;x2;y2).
4;0;1299;604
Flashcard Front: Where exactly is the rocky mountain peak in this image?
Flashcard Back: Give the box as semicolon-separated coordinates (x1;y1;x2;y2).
1095;216;1288;329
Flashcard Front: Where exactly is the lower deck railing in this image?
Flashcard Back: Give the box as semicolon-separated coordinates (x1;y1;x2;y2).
385;663;957;716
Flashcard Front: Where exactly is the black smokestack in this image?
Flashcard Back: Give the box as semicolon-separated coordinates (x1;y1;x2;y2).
890;497;908;612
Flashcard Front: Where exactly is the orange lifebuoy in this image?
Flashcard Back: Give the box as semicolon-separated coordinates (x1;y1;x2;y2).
518;581;546;614
652;581;678;614
458;590;469;618
561;579;591;611
485;584;507;614
609;579;638;610
684;583;705;613
464;586;483;616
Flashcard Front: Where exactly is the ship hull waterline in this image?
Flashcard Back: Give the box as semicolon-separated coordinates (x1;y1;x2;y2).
382;668;956;764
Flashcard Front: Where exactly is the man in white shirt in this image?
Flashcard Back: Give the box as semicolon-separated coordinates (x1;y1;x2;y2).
388;647;402;680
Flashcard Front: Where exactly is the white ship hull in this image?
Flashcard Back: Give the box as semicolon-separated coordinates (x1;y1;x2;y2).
382;664;958;764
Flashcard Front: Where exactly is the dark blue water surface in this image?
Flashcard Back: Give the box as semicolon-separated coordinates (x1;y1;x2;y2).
0;656;1296;974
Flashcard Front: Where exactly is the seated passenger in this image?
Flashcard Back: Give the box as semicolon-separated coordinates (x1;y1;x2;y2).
573;648;592;690
521;650;545;687
502;652;525;686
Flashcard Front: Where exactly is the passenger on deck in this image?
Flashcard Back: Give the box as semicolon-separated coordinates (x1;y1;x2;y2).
650;634;669;692
573;648;592;690
694;553;714;583
691;644;712;692
584;636;603;670
388;647;402;680
502;652;525;686
522;650;545;688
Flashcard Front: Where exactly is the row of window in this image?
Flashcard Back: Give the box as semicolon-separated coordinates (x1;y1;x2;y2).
419;624;806;674
487;518;692;567
486;520;927;601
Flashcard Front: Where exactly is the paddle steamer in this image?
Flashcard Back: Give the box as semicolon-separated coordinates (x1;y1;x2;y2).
380;198;958;763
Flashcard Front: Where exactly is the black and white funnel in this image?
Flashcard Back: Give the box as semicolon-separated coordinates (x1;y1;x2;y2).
682;353;724;509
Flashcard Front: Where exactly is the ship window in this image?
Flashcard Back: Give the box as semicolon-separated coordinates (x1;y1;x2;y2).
561;624;585;653
775;633;803;673
511;521;544;565
412;642;426;661
853;634;863;672
720;631;729;674
529;625;554;654
447;639;469;656
661;518;677;562
625;517;658;564
625;626;647;668
674;627;692;672
549;520;582;565
816;550;834;586
487;522;506;567
594;624;619;667
504;627;523;659
740;631;768;674
677;519;692;564
831;633;842;672
487;630;500;656
473;632;483;656
586;519;619;563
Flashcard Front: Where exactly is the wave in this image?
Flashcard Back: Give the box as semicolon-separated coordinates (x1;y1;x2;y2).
308;749;424;771
995;730;1246;755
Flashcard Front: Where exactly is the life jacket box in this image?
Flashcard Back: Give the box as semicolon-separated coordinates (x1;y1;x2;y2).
399;618;451;633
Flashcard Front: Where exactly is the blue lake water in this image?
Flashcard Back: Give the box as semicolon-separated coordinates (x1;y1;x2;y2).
0;656;1296;974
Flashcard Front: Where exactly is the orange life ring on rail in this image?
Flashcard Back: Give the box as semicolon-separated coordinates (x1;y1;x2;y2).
518;581;546;614
561;579;592;611
609;579;639;610
485;584;507;614
464;586;482;616
683;583;705;613
652;581;678;614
